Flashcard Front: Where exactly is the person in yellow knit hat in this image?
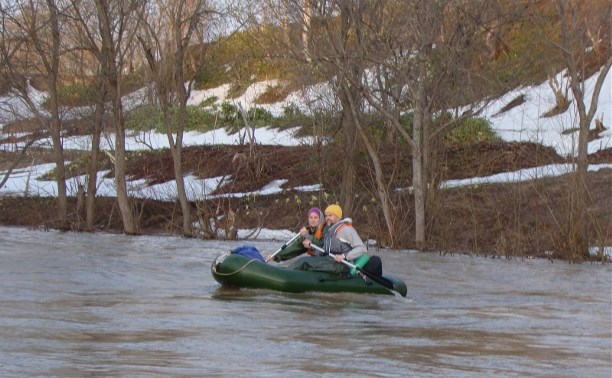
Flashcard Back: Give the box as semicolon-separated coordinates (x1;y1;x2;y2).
323;204;342;219
322;204;366;263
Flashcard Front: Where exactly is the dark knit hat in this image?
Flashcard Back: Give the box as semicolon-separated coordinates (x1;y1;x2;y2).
307;207;322;220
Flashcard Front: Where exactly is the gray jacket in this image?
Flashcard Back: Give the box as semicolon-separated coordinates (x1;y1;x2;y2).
323;221;367;261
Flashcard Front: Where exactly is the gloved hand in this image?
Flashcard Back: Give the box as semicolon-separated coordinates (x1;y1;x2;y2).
304;239;328;256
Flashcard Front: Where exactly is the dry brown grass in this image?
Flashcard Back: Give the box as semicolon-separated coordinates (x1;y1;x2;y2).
1;142;610;260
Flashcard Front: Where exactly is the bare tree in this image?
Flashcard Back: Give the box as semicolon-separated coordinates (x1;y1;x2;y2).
0;2;29;189
316;1;397;244
138;0;218;237
546;0;611;259
96;0;139;234
248;0;500;247
343;1;500;248
0;0;69;228
326;1;366;217
261;0;366;216
40;0;68;227
55;0;108;231
70;0;143;234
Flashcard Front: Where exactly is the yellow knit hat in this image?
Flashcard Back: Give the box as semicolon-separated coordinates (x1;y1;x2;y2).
324;204;342;219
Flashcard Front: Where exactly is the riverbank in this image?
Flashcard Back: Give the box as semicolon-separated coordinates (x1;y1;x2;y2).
1;141;610;261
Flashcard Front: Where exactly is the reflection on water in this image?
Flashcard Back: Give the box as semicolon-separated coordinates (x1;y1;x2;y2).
0;227;610;377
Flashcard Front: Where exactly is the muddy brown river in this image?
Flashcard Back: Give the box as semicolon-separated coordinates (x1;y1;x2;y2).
0;227;610;377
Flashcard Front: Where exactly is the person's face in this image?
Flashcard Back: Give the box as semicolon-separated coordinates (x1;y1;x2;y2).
325;213;339;225
308;212;320;227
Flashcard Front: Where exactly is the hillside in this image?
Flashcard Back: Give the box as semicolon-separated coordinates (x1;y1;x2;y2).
1;63;611;261
1;137;611;260
1;2;611;262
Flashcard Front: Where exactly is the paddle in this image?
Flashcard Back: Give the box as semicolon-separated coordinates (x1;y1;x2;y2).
265;232;302;262
310;243;401;296
266;218;351;262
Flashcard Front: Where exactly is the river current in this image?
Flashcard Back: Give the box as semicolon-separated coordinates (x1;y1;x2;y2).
0;227;610;377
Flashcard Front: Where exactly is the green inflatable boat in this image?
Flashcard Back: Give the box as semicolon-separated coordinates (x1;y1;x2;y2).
211;250;408;297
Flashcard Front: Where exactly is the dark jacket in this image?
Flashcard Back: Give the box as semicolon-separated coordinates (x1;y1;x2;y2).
273;223;329;262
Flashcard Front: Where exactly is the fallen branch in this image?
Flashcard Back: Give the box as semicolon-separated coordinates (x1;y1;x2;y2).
0;131;48;189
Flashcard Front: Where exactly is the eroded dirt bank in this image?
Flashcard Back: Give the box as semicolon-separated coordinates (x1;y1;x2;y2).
1;142;610;260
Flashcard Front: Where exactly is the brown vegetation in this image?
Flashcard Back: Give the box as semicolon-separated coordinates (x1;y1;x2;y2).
1;0;610;261
1;141;610;261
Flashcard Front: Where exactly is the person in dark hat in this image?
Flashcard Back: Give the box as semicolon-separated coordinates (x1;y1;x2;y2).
266;207;328;262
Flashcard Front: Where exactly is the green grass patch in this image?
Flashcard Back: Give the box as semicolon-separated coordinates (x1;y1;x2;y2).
126;105;219;133
443;116;500;145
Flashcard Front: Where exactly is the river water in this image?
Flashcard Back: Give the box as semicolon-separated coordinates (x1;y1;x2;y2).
0;227;610;377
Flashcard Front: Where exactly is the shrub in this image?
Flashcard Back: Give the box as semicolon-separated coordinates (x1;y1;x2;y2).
220;101;239;122
199;96;218;107
56;82;97;107
444;116;499;145
282;103;302;118
126;105;163;132
248;106;273;123
126;105;216;133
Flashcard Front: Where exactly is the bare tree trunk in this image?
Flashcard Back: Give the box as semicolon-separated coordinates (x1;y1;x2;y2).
337;86;357;216
412;57;428;249
111;88;136;234
45;0;68;228
342;84;396;245
552;0;612;260
159;92;192;236
170;0;194;237
85;79;106;231
47;88;68;228
301;0;312;63
172;93;193;236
